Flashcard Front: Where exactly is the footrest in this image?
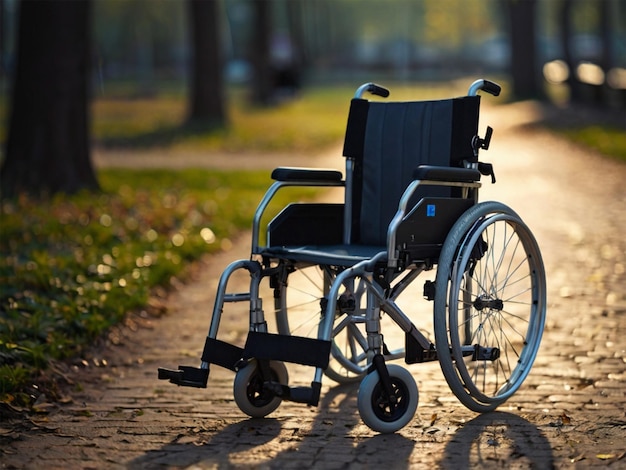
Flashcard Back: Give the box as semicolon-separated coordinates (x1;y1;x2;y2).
244;331;331;369
157;365;209;388
263;380;322;406
201;337;244;371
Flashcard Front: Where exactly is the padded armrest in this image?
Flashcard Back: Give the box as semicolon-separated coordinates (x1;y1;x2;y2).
413;165;480;183
271;167;343;182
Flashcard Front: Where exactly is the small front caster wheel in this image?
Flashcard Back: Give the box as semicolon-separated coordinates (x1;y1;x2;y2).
357;364;418;433
233;359;288;418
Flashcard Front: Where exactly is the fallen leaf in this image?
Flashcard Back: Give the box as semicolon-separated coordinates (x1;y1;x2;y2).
570;454;585;463
596;454;616;460
31;403;56;414
430;413;438;426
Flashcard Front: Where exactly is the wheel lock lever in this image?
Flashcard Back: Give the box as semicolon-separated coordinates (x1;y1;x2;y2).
474;126;493;151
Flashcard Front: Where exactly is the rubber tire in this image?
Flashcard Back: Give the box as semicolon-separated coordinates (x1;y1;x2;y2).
233;359;289;418
357;364;418;434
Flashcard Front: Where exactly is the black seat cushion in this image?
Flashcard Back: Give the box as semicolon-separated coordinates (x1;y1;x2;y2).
261;244;385;267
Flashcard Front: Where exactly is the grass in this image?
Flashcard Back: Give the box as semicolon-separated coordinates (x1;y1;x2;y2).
0;168;319;405
542;82;626;163
92;86;353;153
559;126;626;163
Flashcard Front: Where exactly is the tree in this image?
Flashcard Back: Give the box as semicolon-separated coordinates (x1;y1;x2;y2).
1;0;97;198
504;0;541;100
249;0;273;106
187;0;226;126
558;0;581;102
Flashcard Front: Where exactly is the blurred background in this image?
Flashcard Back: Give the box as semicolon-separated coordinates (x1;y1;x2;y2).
1;0;624;106
0;0;625;196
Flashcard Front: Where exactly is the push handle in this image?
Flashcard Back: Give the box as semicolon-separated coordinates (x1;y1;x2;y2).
354;82;390;99
468;79;501;97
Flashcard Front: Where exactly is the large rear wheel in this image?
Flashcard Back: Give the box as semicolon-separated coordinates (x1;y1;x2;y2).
434;202;546;412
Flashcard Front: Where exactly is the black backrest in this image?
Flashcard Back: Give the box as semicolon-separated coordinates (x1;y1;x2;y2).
342;95;480;245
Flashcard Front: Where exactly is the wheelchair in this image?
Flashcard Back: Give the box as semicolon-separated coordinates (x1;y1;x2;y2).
159;79;547;434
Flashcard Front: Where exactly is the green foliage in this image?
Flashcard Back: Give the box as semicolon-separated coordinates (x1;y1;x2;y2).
559;126;626;163
92;86;355;153
0;168;318;401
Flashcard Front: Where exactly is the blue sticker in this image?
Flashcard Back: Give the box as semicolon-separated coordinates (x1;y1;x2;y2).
427;204;436;217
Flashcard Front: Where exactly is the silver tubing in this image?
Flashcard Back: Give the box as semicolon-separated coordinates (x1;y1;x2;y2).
355;269;433;352
354;82;375;99
251;179;344;253
343;159;354;244
387;179;421;267
468;79;485;96
207;259;256;338
318;252;387;342
318;252;432;362
387;267;423;299
378;296;432;351
248;266;266;332
314;367;324;384
252;181;283;254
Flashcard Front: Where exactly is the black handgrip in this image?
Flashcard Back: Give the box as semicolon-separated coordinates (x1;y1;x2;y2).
368;83;390;98
355;82;390;99
468;79;502;97
482;80;501;97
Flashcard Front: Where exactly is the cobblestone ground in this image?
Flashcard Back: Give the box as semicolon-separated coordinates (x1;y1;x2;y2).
2;103;625;469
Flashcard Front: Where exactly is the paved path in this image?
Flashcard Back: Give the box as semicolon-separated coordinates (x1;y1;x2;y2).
2;102;626;469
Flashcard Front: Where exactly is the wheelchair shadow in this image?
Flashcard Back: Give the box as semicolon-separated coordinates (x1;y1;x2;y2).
129;381;414;468
130;416;283;468
439;411;554;469
130;385;552;468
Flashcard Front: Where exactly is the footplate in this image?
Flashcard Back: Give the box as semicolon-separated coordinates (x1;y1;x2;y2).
158;365;209;388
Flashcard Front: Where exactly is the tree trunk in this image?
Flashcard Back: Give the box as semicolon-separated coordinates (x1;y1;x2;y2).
559;0;582;102
286;0;304;77
0;0;5;84
505;0;541;100
187;0;226;126
1;0;97;198
249;0;273;106
597;0;613;106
